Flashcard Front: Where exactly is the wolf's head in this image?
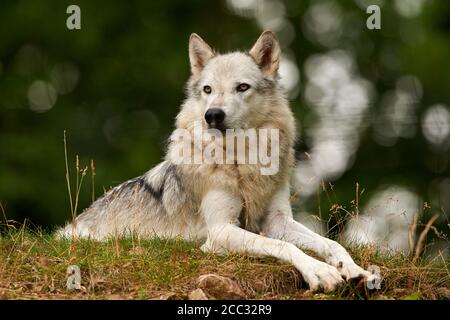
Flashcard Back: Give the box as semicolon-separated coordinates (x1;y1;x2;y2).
185;30;282;130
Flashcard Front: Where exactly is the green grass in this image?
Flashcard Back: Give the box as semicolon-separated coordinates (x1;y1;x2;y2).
0;227;448;300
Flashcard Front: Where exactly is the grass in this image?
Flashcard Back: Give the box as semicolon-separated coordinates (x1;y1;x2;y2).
0;226;448;300
0;134;447;300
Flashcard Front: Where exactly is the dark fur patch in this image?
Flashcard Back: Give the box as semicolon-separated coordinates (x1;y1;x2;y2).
165;163;183;190
109;176;163;201
141;163;183;202
186;77;201;99
139;176;164;200
256;78;276;93
120;177;143;191
98;164;183;208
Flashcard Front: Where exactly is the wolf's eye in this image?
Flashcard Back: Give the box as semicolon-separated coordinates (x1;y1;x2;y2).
203;85;212;94
237;83;250;92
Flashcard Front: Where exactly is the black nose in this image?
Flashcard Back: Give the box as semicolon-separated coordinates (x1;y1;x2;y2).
204;108;225;125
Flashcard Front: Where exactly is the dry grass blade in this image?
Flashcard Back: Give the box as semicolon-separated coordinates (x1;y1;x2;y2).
90;159;96;203
413;214;440;263
63;130;74;218
408;213;418;257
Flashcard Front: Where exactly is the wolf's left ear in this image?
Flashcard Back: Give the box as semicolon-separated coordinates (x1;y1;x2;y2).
189;33;215;76
249;30;280;78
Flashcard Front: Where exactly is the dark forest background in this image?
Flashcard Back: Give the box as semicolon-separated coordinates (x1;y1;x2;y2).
0;0;449;255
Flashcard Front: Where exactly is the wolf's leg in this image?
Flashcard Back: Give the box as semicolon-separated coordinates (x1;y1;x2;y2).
200;189;345;292
261;183;374;282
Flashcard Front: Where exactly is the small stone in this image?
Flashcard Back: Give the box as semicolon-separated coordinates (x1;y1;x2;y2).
188;288;209;300
198;274;246;300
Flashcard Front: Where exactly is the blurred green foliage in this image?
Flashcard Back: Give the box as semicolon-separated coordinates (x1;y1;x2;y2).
0;0;449;239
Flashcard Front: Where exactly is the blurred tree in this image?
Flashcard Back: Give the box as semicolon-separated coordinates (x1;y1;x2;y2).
0;0;448;256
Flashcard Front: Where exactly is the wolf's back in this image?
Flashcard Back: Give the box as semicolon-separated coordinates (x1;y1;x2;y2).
56;161;197;240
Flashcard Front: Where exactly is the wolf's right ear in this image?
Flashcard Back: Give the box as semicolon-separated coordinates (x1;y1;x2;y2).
249;30;280;78
189;33;214;76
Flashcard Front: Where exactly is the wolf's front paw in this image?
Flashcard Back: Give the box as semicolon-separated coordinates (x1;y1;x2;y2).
338;263;381;289
325;243;368;281
363;267;382;290
334;259;369;281
296;259;345;293
326;246;381;289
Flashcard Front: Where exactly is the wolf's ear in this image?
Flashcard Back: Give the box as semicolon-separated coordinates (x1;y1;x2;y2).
249;30;280;77
189;33;214;76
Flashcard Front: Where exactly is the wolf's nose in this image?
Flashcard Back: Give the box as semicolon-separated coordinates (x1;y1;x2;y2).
205;108;225;125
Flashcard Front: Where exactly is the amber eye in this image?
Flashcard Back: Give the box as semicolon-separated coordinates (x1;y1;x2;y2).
203;85;212;94
237;83;250;92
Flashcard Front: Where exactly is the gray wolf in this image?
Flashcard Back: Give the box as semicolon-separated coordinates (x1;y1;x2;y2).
59;31;377;292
